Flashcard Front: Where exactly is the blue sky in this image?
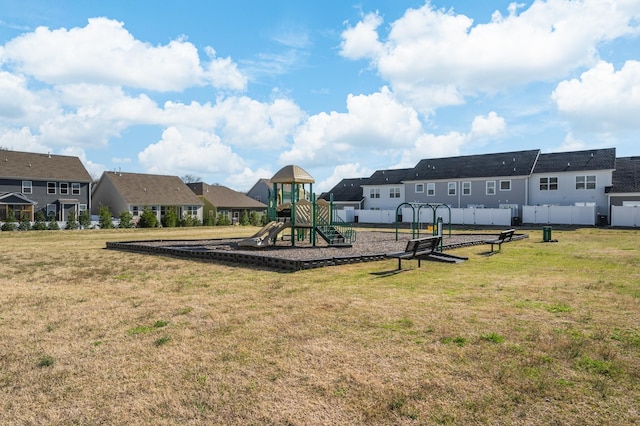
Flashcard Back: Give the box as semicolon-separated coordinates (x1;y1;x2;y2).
1;1;639;192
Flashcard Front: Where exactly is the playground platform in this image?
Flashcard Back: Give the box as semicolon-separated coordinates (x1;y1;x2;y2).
106;231;528;272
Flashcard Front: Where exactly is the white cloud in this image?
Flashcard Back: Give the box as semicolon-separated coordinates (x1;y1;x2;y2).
316;162;373;193
552;60;640;131
59;146;106;180
280;87;422;165
225;166;273;192
138;126;245;177
470;111;506;139
341;1;640;112
0;126;49;153
3;17;247;92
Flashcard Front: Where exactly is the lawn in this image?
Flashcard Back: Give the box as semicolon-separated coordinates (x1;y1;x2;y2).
1;226;639;425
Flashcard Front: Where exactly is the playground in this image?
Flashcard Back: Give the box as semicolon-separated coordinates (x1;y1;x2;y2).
108;165;527;270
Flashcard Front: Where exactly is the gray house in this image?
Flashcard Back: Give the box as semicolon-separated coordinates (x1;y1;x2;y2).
91;171;204;223
319;177;367;209
529;148;615;219
401;150;540;215
608;156;640;207
0;149;92;221
187;182;266;223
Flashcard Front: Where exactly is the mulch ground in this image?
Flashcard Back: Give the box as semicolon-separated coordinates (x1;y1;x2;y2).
107;231;522;271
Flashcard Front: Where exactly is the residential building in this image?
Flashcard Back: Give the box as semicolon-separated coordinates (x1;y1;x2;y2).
91;171;204;223
529;148;615;218
360;169;411;210
0;149;92;221
187;182;266;224
319;177;367;209
608;156;640;207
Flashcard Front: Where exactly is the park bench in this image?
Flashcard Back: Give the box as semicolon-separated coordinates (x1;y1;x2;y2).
484;229;516;254
387;236;467;270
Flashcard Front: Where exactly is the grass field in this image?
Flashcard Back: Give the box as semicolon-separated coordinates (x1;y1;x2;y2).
1;226;639;425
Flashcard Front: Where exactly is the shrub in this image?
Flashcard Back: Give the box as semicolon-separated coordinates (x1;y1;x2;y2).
79;210;91;229
33;211;47;230
249;211;262;226
2;209;17;231
216;213;231;226
119;211;134;228
65;210;79;230
137;207;158;228
18;212;31;231
203;212;216;226
98;204;113;229
161;208;178;228
47;219;60;230
239;210;250;226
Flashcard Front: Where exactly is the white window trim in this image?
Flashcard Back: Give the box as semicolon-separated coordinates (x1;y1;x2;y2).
486;181;496;195
47;182;56;195
462;181;471;196
71;182;81;195
499;180;511;191
415;183;424;193
60;182;69;195
426;183;435;196
22;181;32;194
448;182;457;196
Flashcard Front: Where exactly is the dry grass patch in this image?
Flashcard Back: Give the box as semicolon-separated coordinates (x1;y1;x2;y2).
0;226;639;424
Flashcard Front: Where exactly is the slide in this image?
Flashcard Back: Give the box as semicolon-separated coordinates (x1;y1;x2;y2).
238;221;288;248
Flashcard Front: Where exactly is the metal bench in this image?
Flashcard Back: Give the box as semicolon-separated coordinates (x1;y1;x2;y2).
387;236;467;270
484;229;516;254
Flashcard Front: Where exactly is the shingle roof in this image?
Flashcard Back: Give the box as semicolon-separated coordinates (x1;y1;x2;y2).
363;168;411;185
610;157;640;193
406;150;540;181
188;182;267;209
320;178;366;202
271;165;315;184
100;172;203;206
533;148;616;173
0;149;92;182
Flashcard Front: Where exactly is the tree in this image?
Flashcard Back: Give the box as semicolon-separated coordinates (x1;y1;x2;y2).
161;208;178;228
239;210;250;226
98;204;113;229
181;174;202;184
137;207;158;228
216;212;231;226
119;211;134;228
249;211;262;226
65;210;79;230
47;215;60;230
79;210;91;229
33;211;47;230
1;209;17;231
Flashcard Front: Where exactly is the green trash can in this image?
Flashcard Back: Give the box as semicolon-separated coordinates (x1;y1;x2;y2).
543;226;552;242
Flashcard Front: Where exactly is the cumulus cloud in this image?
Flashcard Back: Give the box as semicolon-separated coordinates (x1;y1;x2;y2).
470;111;506;139
340;1;640;112
552;60;640;131
3;17;247;92
226;166;274;192
138;126;246;177
280;87;423;165
316;162;374;193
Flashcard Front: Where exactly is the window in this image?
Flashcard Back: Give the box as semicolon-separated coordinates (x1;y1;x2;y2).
540;177;558;191
22;181;32;194
47;182;56;194
415;183;424;193
500;180;511;191
462;182;471;196
448;182;456;196
185;206;198;217
71;183;81;195
486;181;496;195
426;183;435;196
390;187;400;198
369;188;380;199
46;204;57;220
132;206;139;216
79;204;87;212
576;175;596;190
60;183;69;195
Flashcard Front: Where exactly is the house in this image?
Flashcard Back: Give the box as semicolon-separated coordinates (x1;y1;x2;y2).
246;178;272;204
0;149;92;221
319;177;367;209
360;169;411;210
529;148;615;219
91;171;204;223
401;150;540;216
186;182;267;223
608;156;640;207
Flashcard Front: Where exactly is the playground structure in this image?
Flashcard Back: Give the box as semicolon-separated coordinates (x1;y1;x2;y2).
239;165;356;248
394;202;453;247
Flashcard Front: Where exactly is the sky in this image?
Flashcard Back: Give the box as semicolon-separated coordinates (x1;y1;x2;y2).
1;1;639;193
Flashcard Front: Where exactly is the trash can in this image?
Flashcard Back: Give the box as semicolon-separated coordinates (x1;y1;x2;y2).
543;226;552;242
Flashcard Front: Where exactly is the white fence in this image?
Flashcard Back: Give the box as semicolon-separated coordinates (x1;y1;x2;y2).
522;205;596;225
337;208;513;226
611;206;640;227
